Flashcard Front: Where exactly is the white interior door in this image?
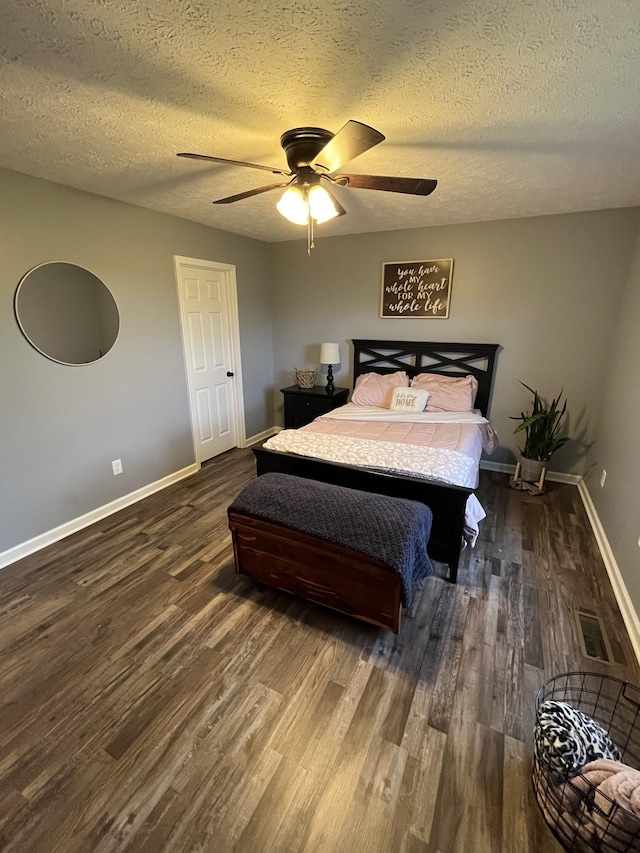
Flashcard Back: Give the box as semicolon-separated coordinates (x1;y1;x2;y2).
174;257;245;463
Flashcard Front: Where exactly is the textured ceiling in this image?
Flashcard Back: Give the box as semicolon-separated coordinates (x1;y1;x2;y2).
2;0;640;243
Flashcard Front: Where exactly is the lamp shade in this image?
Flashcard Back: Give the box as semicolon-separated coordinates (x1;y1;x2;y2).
276;185;309;225
320;342;340;365
277;181;340;227
307;185;340;224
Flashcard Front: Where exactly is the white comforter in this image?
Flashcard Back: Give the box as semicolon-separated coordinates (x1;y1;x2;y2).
321;404;490;425
263;405;497;546
263;430;478;488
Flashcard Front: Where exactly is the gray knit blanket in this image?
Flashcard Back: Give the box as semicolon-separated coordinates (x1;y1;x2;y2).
228;473;433;607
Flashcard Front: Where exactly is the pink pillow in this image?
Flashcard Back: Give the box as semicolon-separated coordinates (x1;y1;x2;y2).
410;373;478;412
351;371;409;408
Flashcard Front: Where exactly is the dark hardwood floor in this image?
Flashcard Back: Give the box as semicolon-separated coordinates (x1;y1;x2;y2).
1;449;638;852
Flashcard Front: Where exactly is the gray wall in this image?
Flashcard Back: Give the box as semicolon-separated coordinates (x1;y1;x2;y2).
0;168;274;552
2;164;638;624
270;209;640;474
585;228;640;606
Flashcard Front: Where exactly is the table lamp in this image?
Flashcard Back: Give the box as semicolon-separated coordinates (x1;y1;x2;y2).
320;342;340;395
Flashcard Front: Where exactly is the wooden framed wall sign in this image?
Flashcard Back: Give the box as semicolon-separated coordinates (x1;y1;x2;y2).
381;259;453;318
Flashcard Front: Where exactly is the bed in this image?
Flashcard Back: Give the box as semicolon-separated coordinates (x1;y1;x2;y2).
252;339;500;583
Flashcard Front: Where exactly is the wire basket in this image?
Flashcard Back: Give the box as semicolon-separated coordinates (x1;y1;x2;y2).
533;672;640;852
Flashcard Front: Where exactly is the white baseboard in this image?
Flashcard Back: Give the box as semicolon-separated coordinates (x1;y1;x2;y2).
244;426;281;447
0;463;200;571
577;480;640;666
0;431;281;569
480;460;515;475
480;460;580;485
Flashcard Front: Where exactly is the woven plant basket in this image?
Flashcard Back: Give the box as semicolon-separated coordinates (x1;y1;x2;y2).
295;369;316;389
520;455;545;482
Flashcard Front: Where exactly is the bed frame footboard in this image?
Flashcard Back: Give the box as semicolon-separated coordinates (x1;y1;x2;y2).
252;445;469;583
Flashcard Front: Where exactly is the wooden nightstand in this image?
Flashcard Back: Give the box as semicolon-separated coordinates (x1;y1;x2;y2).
281;385;349;429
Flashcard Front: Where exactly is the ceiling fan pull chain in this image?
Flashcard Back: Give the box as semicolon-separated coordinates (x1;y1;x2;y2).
307;214;315;255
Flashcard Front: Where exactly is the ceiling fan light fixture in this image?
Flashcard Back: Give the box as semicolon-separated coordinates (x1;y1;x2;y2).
276;185;309;225
180;120;437;252
308;184;339;223
276;181;340;226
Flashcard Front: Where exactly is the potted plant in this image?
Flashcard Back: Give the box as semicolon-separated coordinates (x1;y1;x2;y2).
511;382;569;486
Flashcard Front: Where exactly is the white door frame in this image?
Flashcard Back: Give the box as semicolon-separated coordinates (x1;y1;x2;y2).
173;255;246;462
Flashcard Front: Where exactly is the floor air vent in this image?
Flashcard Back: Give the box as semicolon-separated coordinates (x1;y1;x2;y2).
576;610;613;663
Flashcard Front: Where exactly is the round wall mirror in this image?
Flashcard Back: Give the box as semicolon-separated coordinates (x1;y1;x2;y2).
15;262;120;365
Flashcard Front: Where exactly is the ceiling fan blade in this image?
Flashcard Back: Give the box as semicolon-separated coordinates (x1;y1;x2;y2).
337;174;438;196
212;181;291;204
177;152;290;176
313;120;385;174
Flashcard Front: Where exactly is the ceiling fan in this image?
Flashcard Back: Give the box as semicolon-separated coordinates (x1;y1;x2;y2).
177;120;437;252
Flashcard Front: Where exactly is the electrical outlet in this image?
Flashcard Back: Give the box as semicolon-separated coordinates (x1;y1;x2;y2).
600;469;607;488
112;459;123;475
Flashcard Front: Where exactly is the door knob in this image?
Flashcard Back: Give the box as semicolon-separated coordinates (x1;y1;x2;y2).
226;371;235;377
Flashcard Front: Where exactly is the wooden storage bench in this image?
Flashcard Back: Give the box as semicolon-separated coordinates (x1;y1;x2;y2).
228;510;403;632
227;472;434;634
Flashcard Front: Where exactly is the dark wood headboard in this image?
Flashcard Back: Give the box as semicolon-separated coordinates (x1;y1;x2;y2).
352;339;500;418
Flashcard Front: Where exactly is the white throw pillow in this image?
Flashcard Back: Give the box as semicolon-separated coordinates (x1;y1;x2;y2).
389;386;430;413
